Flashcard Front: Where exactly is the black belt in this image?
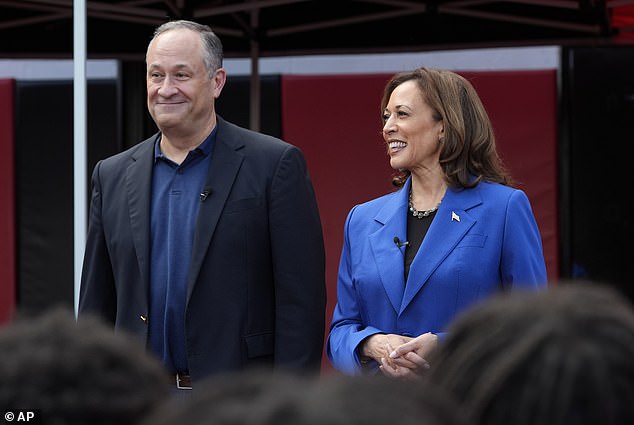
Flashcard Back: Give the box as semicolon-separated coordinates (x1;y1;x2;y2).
168;373;192;390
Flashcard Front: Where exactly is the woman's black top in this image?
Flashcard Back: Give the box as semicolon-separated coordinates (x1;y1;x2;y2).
404;211;437;282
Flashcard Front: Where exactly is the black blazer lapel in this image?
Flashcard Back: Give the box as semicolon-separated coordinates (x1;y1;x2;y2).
126;137;156;298
186;120;245;302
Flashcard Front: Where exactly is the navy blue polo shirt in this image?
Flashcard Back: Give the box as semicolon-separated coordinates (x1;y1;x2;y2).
148;128;216;374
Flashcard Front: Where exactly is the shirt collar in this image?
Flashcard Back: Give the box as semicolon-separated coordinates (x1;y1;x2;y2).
153;126;218;161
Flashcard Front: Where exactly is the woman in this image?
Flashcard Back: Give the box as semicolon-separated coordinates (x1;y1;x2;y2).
326;67;547;378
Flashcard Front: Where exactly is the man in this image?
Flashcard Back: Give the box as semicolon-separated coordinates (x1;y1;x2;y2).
79;20;326;389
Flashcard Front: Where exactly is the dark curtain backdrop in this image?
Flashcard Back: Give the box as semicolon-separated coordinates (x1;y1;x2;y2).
561;45;634;302
14;80;121;316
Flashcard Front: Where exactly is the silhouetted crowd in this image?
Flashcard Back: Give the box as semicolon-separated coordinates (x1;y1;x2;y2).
0;280;632;425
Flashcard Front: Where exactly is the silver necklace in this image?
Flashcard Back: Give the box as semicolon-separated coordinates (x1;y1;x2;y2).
408;191;441;219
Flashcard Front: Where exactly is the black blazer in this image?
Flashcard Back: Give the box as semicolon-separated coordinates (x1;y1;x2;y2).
79;116;326;381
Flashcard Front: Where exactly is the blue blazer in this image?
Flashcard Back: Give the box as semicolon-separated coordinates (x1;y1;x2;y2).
327;178;547;374
79;117;326;380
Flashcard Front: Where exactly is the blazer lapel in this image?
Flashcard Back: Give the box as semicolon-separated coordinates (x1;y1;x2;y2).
368;182;409;313
126;137;156;297
401;186;481;312
187;119;244;302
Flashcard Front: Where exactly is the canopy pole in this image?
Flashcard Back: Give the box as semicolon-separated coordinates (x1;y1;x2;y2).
73;0;87;316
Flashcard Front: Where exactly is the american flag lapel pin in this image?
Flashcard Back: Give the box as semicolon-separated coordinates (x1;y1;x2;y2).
451;211;460;222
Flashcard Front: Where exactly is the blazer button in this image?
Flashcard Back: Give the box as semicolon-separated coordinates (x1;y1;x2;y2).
140;315;148;324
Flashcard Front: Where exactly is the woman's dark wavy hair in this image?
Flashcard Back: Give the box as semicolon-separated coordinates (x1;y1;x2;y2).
425;281;634;425
380;67;513;188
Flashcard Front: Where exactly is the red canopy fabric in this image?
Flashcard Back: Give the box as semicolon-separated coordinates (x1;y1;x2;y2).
0;79;16;324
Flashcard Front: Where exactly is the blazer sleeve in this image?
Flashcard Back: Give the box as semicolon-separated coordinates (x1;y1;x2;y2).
269;145;326;370
78;160;117;323
326;207;383;375
501;189;548;288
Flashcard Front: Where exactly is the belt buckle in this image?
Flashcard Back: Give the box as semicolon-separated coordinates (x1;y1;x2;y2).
176;373;192;390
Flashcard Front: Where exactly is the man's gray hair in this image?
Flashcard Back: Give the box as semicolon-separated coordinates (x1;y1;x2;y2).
149;20;223;78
